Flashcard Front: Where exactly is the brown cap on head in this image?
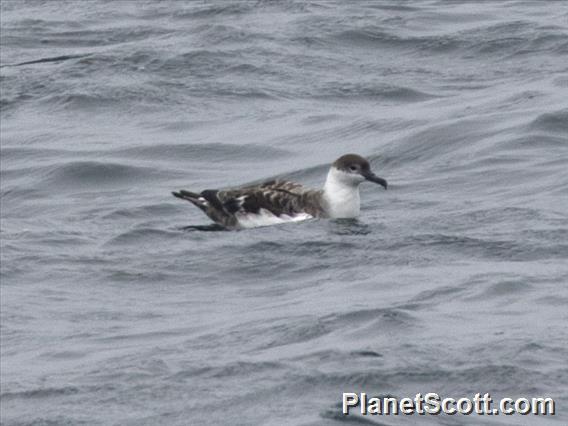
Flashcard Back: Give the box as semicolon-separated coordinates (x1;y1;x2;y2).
333;154;370;172
332;153;387;189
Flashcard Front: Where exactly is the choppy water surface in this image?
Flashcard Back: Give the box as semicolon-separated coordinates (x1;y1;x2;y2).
1;1;568;425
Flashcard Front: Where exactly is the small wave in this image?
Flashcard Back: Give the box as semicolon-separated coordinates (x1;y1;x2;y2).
1;186;46;205
139;47;280;85
411;285;469;305
313;363;543;396
193;23;276;46
1;386;80;400
40;161;173;190
327;219;372;235
334;21;568;58
456;21;568;57
259;320;331;350
503;134;567;150
522;228;568;244
237;239;360;259
43;82;175;111
384;118;496;166
320;402;395;424
38;350;87;360
367;4;420;12
529;109;568;134
103;269;175;284
149;49;237;78
315;82;437;102
112;143;292;162
352;350;383;358
0;147;75;162
499;90;544;108
94;328;188;343
171;360;283;381
0;75;35;114
172;3;253;20
105;228;181;246
334;28;459;52
483;279;532;297
0;54;91;68
323;308;417;331
210;85;279;100
553;76;568;88
7;26;171;49
151;77;280;100
396;233;566;262
301;114;342;125
46;93;121;110
103;203;180;220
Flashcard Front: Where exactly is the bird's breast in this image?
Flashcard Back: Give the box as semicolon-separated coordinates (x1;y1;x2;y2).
322;187;361;218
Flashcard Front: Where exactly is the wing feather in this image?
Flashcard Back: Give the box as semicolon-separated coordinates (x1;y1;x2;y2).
217;180;321;218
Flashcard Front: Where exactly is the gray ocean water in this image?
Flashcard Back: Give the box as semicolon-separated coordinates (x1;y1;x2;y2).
1;1;568;425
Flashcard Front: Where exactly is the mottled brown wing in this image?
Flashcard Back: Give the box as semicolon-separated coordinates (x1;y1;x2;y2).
217;180;322;217
237;179;307;194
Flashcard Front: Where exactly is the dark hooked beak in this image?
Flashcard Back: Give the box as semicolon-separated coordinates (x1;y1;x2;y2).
362;171;388;190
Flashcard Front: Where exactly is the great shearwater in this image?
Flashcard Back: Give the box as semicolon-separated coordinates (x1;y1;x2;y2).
172;153;387;229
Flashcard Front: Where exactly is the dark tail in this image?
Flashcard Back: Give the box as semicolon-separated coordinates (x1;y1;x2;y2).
172;190;207;209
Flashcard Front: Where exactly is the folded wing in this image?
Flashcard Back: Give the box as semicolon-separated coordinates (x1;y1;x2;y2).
174;180;323;229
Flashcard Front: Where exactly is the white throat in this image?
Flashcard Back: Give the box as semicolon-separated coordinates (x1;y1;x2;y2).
322;167;361;218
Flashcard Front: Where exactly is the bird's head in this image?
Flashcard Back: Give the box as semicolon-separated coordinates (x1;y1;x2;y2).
331;154;388;189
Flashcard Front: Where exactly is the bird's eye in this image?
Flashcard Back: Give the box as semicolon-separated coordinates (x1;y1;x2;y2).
349;166;357;171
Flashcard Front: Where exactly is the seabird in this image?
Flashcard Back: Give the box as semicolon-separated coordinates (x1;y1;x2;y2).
172;153;387;229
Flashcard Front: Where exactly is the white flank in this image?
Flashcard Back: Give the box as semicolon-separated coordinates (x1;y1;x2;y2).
236;209;313;229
